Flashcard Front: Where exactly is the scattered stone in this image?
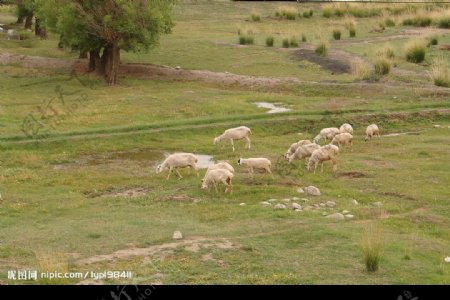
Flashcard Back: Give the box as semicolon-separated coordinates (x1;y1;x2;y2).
445;257;450;263
325;213;345;221
175;66;181;70
282;198;291;203
305;186;321;196
296;188;305;194
261;201;271;206
345;214;354;220
292;197;300;201
342;210;350;214
352;199;359;205
319;203;325;207
326;201;336;208
172;231;183;240
294;208;303;212
268;199;277;202
274;204;287;210
372;202;383;207
292;203;302;210
239;203;246;206
313;204;320;208
433;125;442;128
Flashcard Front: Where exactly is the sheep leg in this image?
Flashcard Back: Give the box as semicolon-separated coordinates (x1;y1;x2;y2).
166;168;172;180
331;157;337;172
213;182;219;193
245;136;251;149
230;139;235;152
175;169;183;179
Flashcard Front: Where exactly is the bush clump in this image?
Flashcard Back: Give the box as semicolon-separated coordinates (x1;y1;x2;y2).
332;29;341;40
265;36;274;47
402;16;432;27
374;59;391;76
315;40;328;56
430;55;450;88
405;41;426;63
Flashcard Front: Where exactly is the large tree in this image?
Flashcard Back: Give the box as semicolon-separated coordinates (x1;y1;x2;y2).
38;0;174;85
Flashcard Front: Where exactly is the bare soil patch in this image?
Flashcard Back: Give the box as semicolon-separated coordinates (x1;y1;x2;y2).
337;171;368;179
83;187;149;198
293;48;352;74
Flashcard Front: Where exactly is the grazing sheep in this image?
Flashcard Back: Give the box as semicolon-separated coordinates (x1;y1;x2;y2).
285;139;312;158
237;157;272;175
156;153;198;180
287;143;321;164
331;132;353;151
213;126;252;152
307;144;340;173
205;162;235;175
201;169;234;193
313;127;340;144
339;123;354;135
365;124;380;141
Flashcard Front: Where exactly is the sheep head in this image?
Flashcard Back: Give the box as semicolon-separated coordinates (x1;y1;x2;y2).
213;136;220;145
237;158;243;165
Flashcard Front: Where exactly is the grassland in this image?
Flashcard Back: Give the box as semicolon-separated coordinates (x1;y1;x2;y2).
0;1;449;285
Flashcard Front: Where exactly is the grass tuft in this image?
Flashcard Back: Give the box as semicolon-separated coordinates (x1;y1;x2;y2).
405;40;426;63
315;40;328;56
332;29;341;40
360;227;383;273
265;36;274;47
430;54;450;88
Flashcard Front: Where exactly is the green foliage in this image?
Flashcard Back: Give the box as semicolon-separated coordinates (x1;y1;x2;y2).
430;55;450;87
239;35;254;45
289;36;298;47
335;8;345;17
302;11;310;18
322;8;332;18
385;18;396;27
374;59;390;76
332;29;341;40
275;6;297;20
405;42;426;63
348;8;382;18
315;41;328;56
301;34;307;42
427;37;438;47
437;16;450;28
282;38;289;48
402;16;432;27
265;36;274;47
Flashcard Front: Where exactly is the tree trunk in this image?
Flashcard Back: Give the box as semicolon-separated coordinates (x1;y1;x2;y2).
88;49;101;72
79;50;88;59
17;15;24;24
35;18;47;39
102;44;120;85
25;14;33;30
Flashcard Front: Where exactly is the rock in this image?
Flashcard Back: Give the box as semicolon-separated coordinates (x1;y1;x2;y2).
261;201;271;206
294;208;303;212
175;66;181;70
282;198;291;203
305;186;321;196
313;204;319;208
445;256;450;263
372;202;383;207
342;210;350;214
274;204;287;210
433;125;442;128
326;201;336;208
325;213;345;221
292;197;300;201
345;214;354;219
319;203;325;207
296;188;305;194
239;203;246;206
352;199;359;205
292;203;302;210
268;199;277;202
172;231;183;240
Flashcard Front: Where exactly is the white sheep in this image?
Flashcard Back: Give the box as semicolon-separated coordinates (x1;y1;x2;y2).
331;132;353;151
365;124;380;141
205;161;235;175
339;123;354;135
307;144;340;173
287;143;321;164
156;153;198;180
237;157;272;175
213;126;252;152
201;169;234;193
313;127;340;144
285;139;312;158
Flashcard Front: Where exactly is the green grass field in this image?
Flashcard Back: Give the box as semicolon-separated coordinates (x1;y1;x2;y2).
0;1;449;285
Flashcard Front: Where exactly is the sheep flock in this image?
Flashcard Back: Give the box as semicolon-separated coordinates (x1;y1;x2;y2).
157;124;380;193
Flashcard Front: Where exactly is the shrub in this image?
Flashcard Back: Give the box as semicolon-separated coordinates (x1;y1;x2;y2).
276;6;297;20
239;35;254;45
374;59;391;76
427;37;438;47
309;9;313;17
323;8;332;18
385;18;396;27
282;38;290;48
430;55;450;87
289;36;298;47
437;16;450;29
349;8;381;18
405;41;426;63
301;34;307;42
302;11;311;18
251;13;261;22
352;61;373;80
349;27;356;37
18;30;32;40
335;8;346;17
315;40;328;56
265;36;274;47
361;235;382;273
402;16;432;27
377;46;395;59
332;29;341;40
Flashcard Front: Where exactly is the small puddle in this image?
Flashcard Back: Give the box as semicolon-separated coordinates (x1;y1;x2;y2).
254;102;291;114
